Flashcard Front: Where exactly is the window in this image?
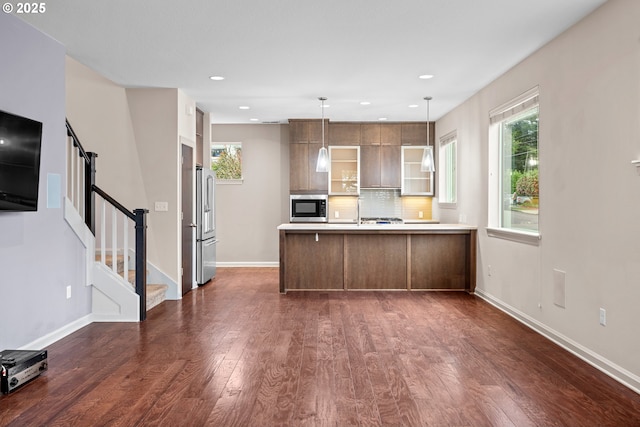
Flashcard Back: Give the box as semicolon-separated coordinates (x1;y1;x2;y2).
439;131;457;205
488;87;539;243
211;143;242;182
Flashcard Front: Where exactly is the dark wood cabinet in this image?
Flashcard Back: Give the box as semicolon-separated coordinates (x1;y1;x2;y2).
380;145;401;188
344;234;407;290
281;233;344;290
360;145;381;188
289;119;328;193
329;123;361;145
289;119;432;192
401;122;435;145
410;234;470;290
279;227;477;293
381;123;401;145
361;144;400;188
195;108;204;166
361;123;381;145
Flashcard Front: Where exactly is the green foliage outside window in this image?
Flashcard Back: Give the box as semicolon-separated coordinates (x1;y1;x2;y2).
211;144;242;180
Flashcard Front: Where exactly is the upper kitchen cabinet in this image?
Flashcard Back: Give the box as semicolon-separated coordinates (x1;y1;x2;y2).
289;119;324;144
361;145;401;188
361;123;381;145
195;108;204;166
401;146;434;195
359;123;401;188
381;123;401;145
329;146;360;195
329;123;361;146
289;119;328;193
362;123;401;146
401;122;435;146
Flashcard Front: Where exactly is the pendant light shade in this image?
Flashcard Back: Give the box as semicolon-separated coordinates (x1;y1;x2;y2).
421;146;435;173
315;97;329;173
316;146;329;172
420;96;435;173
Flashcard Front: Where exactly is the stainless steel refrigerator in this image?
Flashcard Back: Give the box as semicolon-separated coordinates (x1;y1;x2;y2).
196;166;217;284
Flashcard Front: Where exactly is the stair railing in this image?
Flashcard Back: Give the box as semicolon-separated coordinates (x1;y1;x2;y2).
66;120;149;320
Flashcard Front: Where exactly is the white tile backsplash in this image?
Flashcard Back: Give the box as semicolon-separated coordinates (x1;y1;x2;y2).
328;189;433;222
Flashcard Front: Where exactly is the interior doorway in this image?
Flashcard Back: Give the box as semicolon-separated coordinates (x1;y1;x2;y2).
181;142;194;295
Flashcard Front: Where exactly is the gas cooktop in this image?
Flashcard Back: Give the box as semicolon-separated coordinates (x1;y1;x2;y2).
360;217;404;225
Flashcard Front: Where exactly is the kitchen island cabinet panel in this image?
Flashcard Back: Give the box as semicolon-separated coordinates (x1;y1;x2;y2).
410;234;468;290
279;224;477;293
282;233;344;290
345;235;406;289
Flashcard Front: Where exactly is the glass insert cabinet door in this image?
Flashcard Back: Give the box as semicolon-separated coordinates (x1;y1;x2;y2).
401;146;434;195
328;146;360;195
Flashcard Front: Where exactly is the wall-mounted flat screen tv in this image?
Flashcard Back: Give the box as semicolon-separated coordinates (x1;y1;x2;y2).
0;110;43;211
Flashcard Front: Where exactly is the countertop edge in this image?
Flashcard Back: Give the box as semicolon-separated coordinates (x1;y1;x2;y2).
277;223;477;231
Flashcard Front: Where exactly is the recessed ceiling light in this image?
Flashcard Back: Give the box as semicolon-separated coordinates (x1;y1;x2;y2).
360;101;371;105
408;104;419;108
250;118;259;122
378;117;388;121
418;74;434;80
209;75;225;81
239;106;250;110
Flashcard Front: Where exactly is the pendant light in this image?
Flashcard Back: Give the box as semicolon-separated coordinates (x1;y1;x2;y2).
315;97;329;172
420;96;435;173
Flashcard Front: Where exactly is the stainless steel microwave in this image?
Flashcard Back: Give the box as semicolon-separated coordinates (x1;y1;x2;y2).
290;194;328;222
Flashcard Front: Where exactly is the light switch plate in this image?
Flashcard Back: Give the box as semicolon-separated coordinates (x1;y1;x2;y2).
154;201;169;212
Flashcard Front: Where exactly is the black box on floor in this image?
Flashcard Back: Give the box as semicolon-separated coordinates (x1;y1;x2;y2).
0;349;48;394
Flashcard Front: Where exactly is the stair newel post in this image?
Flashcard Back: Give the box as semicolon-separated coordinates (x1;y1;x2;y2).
134;208;149;321
85;152;98;234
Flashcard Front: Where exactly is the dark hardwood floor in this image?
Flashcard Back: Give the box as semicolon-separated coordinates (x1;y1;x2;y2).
2;267;640;426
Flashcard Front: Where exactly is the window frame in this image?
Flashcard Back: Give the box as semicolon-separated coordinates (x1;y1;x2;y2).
487;87;540;245
438;131;457;208
211;142;243;184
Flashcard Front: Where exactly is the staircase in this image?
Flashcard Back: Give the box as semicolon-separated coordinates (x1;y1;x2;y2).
101;255;168;311
65;119;168;321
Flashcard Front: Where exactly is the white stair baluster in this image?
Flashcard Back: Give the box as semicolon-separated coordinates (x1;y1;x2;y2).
111;206;117;275
100;198;106;265
123;212;129;283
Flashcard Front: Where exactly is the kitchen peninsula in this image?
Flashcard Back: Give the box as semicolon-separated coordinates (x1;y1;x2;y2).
278;223;477;293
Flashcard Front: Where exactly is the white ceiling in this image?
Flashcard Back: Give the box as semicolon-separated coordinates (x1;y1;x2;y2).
19;0;606;124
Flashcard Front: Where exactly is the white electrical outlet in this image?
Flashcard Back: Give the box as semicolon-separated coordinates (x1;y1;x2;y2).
487;265;492;277
418;211;423;219
599;308;606;326
66;285;72;299
334;211;340;219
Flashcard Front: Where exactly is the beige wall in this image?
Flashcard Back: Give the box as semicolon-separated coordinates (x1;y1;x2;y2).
211;124;290;265
65;58;148;210
66;60;197;288
126;89;180;281
436;0;640;389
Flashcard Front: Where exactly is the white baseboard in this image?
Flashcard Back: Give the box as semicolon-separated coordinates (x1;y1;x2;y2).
475;289;640;395
19;314;93;351
216;262;279;268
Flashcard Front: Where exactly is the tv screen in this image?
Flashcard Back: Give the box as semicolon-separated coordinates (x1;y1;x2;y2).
0;110;43;211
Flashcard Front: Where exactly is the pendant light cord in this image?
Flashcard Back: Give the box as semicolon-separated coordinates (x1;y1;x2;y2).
320;97;326;148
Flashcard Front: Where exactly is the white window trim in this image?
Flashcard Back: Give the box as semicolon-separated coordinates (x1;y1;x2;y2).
438;130;457;207
487;86;540;244
216;178;244;185
486;227;541;246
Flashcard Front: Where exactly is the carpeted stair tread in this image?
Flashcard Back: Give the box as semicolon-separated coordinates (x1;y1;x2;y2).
96;254;167;311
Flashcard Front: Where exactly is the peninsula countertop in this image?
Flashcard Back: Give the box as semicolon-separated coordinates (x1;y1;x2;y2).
277;222;477;232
